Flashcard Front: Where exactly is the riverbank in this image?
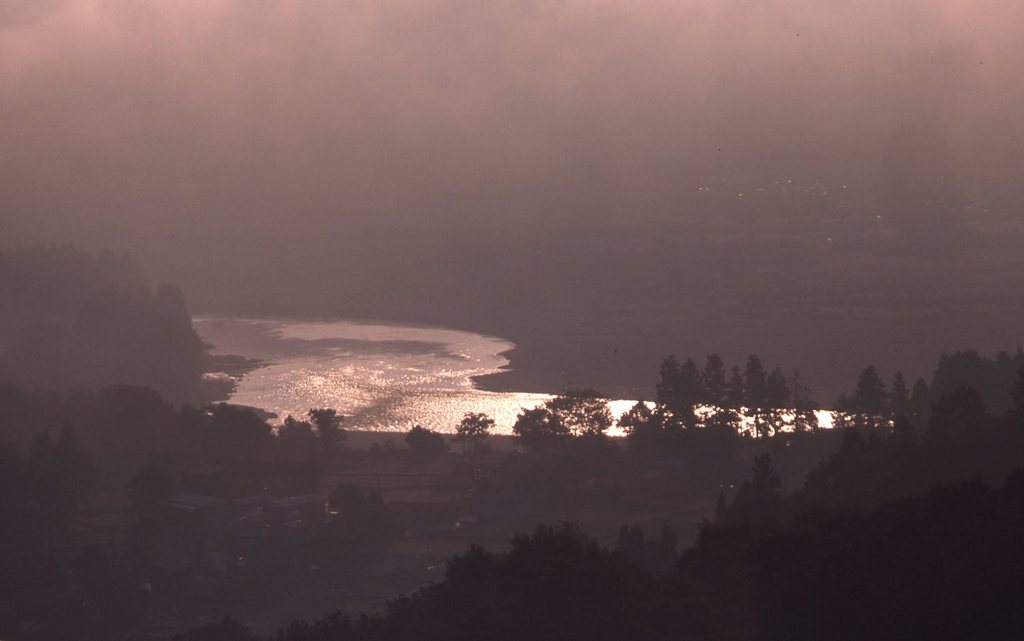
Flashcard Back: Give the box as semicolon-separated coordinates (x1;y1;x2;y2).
199;352;266;405
470;331;661;401
192;317;554;433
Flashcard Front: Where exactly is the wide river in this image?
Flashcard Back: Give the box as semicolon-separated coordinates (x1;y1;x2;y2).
195;317;636;435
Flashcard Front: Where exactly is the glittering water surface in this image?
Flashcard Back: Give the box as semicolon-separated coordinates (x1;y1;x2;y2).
194;317;556;434
195;318;838;437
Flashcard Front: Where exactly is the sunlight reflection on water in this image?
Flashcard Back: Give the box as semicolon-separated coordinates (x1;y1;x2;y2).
195;318;838;437
194;317;558;434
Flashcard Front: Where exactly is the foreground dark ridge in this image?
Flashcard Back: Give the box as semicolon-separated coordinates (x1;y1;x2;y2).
176;472;1024;641
169;384;1024;641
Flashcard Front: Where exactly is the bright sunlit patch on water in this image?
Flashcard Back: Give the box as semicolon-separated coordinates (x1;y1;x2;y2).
196;318;842;437
195;317;554;434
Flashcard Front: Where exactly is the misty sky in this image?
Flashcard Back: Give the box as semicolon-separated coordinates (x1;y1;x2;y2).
4;1;1021;237
3;0;1024;399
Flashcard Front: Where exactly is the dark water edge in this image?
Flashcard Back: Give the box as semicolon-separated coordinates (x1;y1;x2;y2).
192;313;655;401
470;338;653;401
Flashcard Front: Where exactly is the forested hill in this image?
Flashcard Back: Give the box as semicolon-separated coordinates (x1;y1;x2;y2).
0;245;205;405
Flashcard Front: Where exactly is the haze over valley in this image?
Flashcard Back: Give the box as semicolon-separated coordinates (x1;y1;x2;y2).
3;2;1024;640
5;0;1024;400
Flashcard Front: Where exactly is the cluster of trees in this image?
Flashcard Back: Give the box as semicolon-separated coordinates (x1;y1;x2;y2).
176;468;1024;641
505;351;1024;455
615;354;817;456
403;412;497;461
835;365;928;428
404;425;450;463
613;523;678;576
498;353;837;455
930;349;1024;415
0;422;97;638
315;484;399;558
0;245;206;404
694;473;1024;640
0;383;355;494
455;412;494;452
276;408;348;456
837;350;1024;430
135;403;356;499
0;421;94;546
655;354;811;423
174;367;1024;641
0;383;401;638
3;274;1022;641
722;375;1024;524
512;389;614;449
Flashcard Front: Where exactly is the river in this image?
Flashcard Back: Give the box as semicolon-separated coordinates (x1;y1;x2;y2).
195;317;834;436
194;317;628;435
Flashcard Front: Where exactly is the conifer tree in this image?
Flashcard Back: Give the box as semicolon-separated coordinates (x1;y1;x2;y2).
1010;369;1024;424
702;354;727;406
890;371;911;417
725;366;746;408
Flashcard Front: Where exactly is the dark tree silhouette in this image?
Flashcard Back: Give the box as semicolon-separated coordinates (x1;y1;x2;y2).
456;411;495;452
750;452;782;492
891;413;916;445
657;357;704;428
742;355;770;436
927;386;989;440
617;401;656;436
910;377;931;425
513;406;570;450
789;369;818;432
843;365;889;429
762;368;792;436
198;403;275;460
21;428;93;530
725;366;746;408
714;489;729;521
720;452;782;523
890;370;910;417
702;354;728;406
614;522;678;575
321;483;397;552
278;414;319;460
848;365;888;415
513;390;613;450
743;355;768;409
619;401;672;457
308;408;346;448
545;389;614;438
1010;368;1024;424
930;349;1024;415
765;368;791;408
614;524;645;562
404;425;449;462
